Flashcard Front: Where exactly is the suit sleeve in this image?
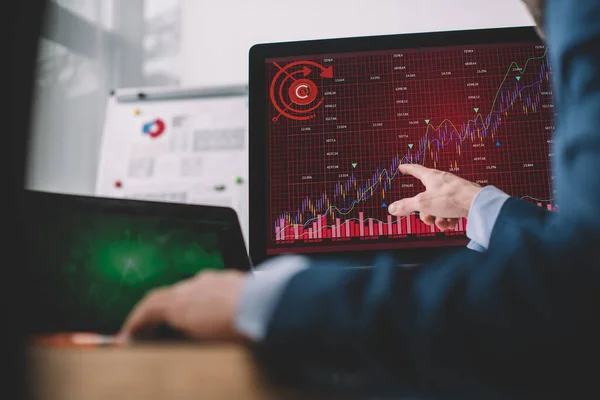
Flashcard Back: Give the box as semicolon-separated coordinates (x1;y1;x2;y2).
466;187;554;252
258;1;600;396
235;256;310;341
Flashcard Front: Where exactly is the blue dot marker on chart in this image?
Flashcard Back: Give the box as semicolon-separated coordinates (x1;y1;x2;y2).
496;141;501;147
382;202;387;207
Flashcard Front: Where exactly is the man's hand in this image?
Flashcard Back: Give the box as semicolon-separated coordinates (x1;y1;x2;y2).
388;164;482;231
118;270;248;342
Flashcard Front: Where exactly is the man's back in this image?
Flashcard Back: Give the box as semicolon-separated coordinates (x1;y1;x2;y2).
256;1;600;396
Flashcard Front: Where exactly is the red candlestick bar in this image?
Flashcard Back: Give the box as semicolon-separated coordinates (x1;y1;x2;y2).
317;216;322;239
359;212;365;237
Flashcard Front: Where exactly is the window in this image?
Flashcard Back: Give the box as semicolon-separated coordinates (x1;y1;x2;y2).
27;0;180;195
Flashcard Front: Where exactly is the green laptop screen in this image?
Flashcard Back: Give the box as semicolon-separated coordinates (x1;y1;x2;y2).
26;194;246;334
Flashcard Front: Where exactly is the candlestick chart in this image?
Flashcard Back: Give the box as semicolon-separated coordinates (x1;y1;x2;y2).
266;42;556;254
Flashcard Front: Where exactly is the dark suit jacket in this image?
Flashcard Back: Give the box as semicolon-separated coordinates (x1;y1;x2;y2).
259;1;600;397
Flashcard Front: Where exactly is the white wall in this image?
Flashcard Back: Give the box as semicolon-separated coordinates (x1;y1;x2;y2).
180;0;535;87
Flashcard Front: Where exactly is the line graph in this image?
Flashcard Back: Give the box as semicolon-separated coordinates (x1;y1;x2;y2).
277;56;548;230
267;42;556;254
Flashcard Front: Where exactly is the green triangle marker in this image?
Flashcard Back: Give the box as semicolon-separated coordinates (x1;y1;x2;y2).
352;163;357;168
408;144;414;149
425;119;430;124
516;76;521;81
474;108;479;113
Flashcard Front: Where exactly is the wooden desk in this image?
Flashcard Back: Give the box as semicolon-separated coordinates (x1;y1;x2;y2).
29;344;317;400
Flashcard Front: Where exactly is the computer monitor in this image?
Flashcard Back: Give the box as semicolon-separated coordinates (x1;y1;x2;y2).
249;27;555;265
25;190;250;334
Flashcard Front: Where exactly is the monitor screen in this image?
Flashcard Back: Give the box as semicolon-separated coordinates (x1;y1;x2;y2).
25;191;249;334
264;38;555;256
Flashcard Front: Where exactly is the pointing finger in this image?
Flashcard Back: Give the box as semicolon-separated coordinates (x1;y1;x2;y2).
398;164;434;183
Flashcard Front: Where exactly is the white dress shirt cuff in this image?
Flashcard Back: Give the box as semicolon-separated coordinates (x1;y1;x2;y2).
467;240;487;253
466;186;510;251
234;255;310;342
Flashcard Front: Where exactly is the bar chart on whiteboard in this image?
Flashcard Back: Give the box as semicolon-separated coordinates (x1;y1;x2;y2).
95;89;249;246
265;41;557;255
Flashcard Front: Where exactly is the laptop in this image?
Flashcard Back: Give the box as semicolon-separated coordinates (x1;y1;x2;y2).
24;190;251;335
248;26;556;268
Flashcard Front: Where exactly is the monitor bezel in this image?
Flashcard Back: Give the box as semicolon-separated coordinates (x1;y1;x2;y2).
249;26;542;266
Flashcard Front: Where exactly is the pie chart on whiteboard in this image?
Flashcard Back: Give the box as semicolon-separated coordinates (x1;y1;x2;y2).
142;119;166;138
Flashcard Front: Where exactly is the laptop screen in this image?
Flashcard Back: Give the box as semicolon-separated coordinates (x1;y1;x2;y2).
262;34;556;257
25;191;249;334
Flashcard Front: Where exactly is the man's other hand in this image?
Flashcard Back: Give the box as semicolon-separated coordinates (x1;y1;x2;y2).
388;164;482;231
118;271;248;342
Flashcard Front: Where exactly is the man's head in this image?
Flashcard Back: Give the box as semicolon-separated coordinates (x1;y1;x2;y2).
522;0;546;38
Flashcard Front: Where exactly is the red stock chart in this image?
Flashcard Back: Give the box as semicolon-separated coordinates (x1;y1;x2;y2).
266;42;556;255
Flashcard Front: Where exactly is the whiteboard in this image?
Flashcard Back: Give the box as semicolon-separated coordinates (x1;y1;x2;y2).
95;85;250;248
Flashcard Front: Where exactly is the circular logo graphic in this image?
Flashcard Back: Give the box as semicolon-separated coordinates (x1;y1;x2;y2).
289;78;318;106
142;119;165;138
270;61;333;122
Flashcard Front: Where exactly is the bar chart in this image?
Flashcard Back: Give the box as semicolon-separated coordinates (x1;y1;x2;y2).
275;213;467;242
275;201;557;243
